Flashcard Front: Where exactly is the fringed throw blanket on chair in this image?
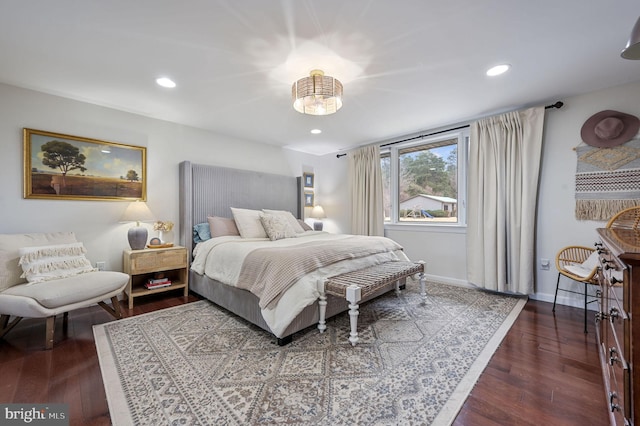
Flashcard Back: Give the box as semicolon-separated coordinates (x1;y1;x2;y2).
575;138;640;220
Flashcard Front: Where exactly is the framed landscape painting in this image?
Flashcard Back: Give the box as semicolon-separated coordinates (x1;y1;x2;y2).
23;128;147;201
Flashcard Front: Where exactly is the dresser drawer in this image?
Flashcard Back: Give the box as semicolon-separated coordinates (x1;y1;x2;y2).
604;346;629;424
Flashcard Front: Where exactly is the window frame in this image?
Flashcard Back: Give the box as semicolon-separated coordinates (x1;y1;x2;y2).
382;128;468;229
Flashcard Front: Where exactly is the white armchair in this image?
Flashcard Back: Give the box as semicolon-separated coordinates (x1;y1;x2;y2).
0;232;128;349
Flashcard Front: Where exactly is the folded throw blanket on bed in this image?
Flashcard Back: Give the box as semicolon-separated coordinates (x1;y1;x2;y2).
237;235;402;309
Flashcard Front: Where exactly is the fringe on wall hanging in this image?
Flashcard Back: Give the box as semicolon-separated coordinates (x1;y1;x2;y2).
575;138;640;220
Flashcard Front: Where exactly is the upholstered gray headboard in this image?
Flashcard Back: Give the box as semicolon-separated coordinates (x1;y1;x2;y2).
179;161;303;259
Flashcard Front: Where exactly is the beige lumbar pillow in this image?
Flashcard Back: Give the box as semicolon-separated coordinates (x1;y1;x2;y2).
19;242;97;284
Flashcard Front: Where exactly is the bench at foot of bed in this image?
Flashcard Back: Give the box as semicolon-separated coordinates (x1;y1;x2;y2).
317;260;426;346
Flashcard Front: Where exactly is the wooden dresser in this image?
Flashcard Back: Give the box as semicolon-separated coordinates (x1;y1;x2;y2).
596;227;640;425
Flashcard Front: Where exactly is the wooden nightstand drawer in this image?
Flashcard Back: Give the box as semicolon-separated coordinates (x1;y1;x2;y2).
129;249;186;273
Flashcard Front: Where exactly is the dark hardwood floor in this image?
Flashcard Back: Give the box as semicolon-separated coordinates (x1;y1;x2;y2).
0;294;608;425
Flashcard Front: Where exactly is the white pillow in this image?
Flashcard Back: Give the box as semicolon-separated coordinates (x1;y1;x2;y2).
262;209;305;233
260;213;298;241
18;242;97;284
230;207;268;239
0;231;77;291
563;251;600;278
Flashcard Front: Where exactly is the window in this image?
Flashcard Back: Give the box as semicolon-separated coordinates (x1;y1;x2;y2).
381;129;468;225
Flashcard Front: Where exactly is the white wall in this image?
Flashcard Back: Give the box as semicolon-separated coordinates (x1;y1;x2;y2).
534;80;640;307
3;79;639;308
0;83;316;271
311;80;640;307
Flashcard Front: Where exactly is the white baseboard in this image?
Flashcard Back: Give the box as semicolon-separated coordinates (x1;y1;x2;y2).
424;274;475;288
529;292;599;311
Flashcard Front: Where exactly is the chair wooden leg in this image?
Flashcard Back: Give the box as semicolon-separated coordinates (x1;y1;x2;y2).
0;315;23;339
45;316;55;350
98;295;123;320
111;295;123;319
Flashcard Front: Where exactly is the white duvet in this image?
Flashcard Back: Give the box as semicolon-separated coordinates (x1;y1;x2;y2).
191;231;408;337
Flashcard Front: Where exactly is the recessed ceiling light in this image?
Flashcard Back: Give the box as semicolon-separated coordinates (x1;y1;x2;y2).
310;129;322;134
156;77;176;88
486;64;510;76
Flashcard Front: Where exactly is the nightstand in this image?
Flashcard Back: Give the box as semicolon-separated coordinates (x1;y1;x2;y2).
122;246;189;309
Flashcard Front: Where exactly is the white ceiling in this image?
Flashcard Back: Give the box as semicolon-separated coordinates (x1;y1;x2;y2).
1;1;639;156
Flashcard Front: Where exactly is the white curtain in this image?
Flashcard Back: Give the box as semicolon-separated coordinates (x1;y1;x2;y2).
467;107;545;294
348;145;384;236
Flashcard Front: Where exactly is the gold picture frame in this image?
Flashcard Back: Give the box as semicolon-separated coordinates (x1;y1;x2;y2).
304;191;314;207
303;172;314;188
23;128;147;201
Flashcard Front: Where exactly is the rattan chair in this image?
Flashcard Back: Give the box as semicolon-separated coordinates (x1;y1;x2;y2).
606;205;640;229
552;245;600;333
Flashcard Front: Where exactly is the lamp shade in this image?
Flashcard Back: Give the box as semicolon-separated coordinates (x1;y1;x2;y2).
120;201;154;250
310;205;326;219
622;16;640;59
292;70;343;115
120;201;154;225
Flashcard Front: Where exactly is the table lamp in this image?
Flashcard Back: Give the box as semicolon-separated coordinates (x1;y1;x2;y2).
120;201;155;250
310;205;326;231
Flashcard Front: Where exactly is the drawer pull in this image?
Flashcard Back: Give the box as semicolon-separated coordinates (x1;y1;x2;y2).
604;262;615;270
609;392;620;412
609;307;619;320
609;347;619;366
610;276;621;284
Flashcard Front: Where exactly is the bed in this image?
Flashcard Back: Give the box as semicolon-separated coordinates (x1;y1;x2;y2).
178;161;410;344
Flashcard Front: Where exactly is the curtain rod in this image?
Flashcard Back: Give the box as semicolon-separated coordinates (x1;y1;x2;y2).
336;100;564;158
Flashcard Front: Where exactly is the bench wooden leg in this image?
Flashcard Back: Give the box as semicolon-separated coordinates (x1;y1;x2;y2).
346;284;362;346
317;280;327;333
418;261;427;302
45;316;55;350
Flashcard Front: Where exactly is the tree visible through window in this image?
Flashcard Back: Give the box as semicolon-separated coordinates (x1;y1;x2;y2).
381;131;466;224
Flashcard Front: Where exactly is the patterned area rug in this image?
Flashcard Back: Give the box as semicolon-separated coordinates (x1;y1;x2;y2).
94;281;526;425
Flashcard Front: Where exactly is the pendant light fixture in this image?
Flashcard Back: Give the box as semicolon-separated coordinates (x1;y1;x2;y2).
621;16;640;59
292;69;343;115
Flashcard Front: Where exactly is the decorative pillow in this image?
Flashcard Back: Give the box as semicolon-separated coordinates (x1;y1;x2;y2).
0;231;78;291
193;222;211;243
298;219;313;231
262;209;305;233
564;251;600;278
18;242;97;284
260;213;298;241
207;216;240;238
230;207;268;239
